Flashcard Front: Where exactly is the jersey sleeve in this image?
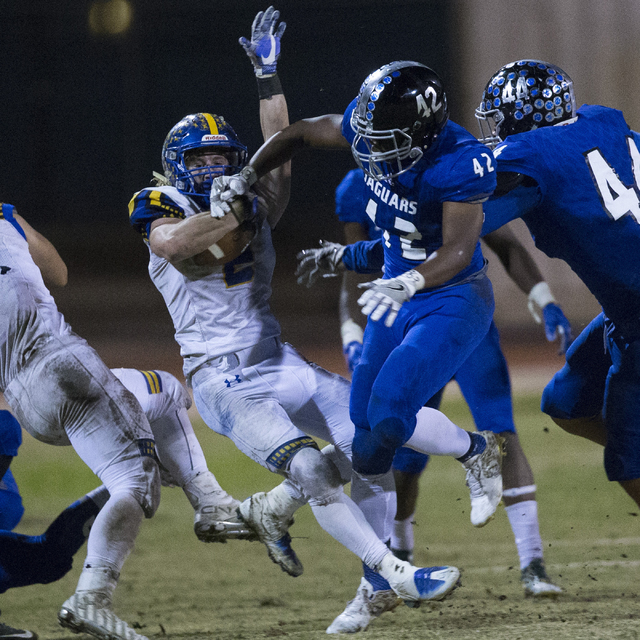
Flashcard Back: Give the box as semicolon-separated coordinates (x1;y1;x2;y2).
128;188;186;243
335;169;368;224
431;143;497;204
342;238;384;274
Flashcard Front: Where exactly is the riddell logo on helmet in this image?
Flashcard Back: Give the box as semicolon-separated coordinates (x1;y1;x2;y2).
203;134;229;142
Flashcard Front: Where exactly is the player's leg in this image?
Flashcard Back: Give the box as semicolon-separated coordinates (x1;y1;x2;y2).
111;368;251;543
599;319;640;509
456;321;561;596
5;343;161;640
353;280;502;526
541;313;610;446
0;410;24;531
193;351;460;608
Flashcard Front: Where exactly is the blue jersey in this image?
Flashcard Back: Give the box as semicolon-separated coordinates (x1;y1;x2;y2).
341;99;496;282
483;104;640;339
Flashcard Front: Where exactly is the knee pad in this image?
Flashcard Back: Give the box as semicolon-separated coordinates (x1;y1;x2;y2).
288;448;343;506
352;417;406;476
320;444;352;485
102;456;161;519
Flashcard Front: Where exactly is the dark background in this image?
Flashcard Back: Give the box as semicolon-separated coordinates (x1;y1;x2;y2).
2;1;571;374
1;0;453;272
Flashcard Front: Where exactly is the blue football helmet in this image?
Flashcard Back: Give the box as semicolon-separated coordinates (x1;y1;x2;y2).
162;113;248;204
350;61;449;181
475;60;577;148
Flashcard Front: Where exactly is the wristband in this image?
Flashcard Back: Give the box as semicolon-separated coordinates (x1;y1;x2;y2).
527;281;556;323
397;269;426;294
341;319;364;348
240;165;258;188
257;74;283;100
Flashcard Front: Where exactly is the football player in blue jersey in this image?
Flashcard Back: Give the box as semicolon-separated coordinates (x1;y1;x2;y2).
210;60;512;631
475;60;640;510
333;167;568;613
293;171;568;631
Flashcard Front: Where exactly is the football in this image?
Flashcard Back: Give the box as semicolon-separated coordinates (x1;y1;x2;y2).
193;195;258;267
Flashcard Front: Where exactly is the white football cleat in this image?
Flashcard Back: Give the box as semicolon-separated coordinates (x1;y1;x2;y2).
326;578;399;634
183;472;255;542
58;592;148;640
378;554;460;605
239;492;303;577
462;431;504;527
521;559;563;598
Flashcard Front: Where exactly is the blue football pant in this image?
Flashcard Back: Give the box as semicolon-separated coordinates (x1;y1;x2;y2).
351;276;494;475
542;312;640;482
392;319;516;475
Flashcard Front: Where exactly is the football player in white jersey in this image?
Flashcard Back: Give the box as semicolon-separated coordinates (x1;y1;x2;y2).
128;7;472;611
0;204;160;640
0;205;256;640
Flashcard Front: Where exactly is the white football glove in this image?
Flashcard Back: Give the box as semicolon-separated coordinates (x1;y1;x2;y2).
210;166;257;218
358;270;425;327
295;240;345;287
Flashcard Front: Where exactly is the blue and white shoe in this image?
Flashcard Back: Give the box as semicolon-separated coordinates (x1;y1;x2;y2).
238;492;303;577
378;554;460;606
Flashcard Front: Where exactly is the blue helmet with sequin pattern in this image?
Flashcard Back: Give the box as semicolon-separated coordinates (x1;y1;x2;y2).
162;113;248;205
475;60;576;148
350;61;449;181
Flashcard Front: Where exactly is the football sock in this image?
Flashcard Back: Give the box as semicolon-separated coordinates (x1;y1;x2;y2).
83;492;143;573
456;431;487;463
391;514;415;554
350;470;396;541
505;500;543;569
308;489;389;570
405;407;471;457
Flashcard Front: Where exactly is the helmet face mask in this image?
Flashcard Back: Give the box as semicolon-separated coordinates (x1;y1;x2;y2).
475;60;577;148
162;113;248;204
350;61;449;181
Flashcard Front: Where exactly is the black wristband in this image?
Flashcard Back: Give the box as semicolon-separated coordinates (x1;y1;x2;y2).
257;74;283;100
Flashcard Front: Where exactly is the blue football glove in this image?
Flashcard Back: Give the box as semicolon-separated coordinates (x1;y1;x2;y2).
542;303;573;355
240;6;286;77
343;340;363;374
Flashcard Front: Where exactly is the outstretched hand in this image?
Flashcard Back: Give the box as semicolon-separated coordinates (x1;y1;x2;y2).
295;240;345;287
240;6;286;77
542;303;573;355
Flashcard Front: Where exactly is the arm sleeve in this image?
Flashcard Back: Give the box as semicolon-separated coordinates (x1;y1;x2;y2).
128;188;186;242
481;181;541;236
342;238;385;273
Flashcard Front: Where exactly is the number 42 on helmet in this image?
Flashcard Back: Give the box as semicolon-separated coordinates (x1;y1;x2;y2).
195;193;259;267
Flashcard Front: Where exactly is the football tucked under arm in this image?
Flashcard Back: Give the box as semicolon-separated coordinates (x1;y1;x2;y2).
193;194;259;267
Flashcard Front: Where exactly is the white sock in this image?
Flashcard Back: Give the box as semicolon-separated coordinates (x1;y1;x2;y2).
405;407;471;457
391;514;415;552
83;492;143;573
150;407;209;486
309;489;389;569
350;470;396;542
505;500;543;569
267;482;306;519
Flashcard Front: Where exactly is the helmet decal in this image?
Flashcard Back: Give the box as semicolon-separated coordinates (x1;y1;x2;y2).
162;113;248;207
350;61;449;181
475;60;576;148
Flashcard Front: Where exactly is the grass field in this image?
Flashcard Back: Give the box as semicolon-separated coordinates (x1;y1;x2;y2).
4;391;640;640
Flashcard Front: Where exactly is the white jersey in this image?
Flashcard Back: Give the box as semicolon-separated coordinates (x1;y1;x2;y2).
128;186;281;378
0;206;73;391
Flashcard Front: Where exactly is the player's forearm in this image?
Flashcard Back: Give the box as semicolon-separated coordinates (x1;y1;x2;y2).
150;213;239;263
249;115;347;179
